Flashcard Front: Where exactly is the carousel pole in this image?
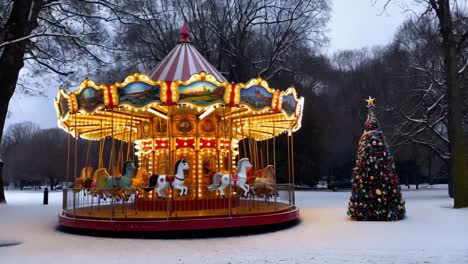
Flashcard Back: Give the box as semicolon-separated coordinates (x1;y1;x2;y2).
221;105;226;171
246;111;254;206
239;107;247;158
216;107;223;173
110;109;115;219
98;121;103;168
247;112;252;164
273;123;277;207
64;125;71;211
291;131;296;205
126;113;134;162
228;107;233;217
266;137;269;165
85;139;91;168
118;124;126;216
66;126;71;184
148;121;155;207
97;120;104;212
167;105;173;219
151;121;155;175
254;139;259;171
259;141;264;169
117;128;125;174
287;131;293;206
195;143;199;200
73;114;78;216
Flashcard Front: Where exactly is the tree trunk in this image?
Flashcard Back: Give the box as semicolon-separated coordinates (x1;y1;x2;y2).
0;0;43;202
431;0;468;207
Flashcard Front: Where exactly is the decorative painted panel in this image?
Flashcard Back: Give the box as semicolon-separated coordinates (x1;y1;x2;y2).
240;86;273;110
76;87;104;112
178;81;225;105
118;82;160;107
59;95;70;117
282;94;297;115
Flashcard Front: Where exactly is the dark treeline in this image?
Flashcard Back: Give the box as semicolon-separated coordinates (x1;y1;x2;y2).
0;122;135;190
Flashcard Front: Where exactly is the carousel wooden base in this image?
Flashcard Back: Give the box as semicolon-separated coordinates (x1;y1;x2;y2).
58;201;299;232
133;197;241;211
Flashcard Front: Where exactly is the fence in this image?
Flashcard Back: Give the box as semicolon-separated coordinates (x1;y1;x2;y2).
62;183;294;220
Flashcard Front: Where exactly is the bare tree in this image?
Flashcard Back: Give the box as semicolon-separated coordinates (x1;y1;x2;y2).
379;0;468;206
0;0;148;202
116;0;330;82
332;48;372;72
387;18;450;159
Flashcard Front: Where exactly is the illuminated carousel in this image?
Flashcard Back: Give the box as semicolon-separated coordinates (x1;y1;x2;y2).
56;23;303;232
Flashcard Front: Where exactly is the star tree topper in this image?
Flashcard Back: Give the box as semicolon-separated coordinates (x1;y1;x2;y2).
365;96;375;107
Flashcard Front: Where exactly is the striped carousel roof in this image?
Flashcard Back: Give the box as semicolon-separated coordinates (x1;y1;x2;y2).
148;22;227;82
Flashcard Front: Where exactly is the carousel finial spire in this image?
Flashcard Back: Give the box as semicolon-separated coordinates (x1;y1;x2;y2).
180;21;190;43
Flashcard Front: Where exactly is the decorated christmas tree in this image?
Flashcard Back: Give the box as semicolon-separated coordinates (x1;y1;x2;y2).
347;97;406;221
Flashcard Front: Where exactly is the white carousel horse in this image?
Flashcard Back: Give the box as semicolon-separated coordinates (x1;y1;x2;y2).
144;159;190;199
207;158;252;197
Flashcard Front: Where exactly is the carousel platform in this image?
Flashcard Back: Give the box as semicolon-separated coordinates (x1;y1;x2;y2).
58;200;299;232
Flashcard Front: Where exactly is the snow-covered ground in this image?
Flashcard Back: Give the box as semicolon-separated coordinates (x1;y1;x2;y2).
1;185;467;264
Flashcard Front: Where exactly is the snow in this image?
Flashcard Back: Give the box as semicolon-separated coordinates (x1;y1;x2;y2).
1;185;467;264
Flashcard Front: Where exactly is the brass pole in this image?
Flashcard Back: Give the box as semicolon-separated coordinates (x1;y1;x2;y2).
73;114;78;216
167;105;173;219
239;107;247;158
126;113;134;161
273;124;277;206
85;140;91;168
291;131;296;205
66;127;71;184
98;121;104;168
110;109;115;219
228;107;233;217
288;132;291;204
74;116;78;181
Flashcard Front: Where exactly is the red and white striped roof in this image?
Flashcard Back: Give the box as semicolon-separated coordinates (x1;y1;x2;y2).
148;23;227;82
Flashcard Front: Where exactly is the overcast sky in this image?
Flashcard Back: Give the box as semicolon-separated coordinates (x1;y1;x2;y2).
4;0;420;133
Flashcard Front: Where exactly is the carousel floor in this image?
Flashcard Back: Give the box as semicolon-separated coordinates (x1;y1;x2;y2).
58;200;299;232
63;199;291;220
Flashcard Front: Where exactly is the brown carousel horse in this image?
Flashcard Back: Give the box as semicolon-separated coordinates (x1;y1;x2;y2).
131;167;149;196
251;165;277;198
74;167;94;193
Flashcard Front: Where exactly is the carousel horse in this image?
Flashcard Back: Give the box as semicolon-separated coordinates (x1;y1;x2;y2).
74;167;94;193
90;168;108;199
207;158;252;197
131;167;149;196
95;161;137;200
144;159;190;199
251;165;277;198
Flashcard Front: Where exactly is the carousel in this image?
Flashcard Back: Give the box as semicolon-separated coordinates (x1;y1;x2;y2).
55;23;304;232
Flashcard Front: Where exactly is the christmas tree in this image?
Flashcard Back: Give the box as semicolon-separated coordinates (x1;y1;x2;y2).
347;97;406;221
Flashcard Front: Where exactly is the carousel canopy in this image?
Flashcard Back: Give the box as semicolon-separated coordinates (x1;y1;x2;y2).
149;22;227;82
55;23;304;142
